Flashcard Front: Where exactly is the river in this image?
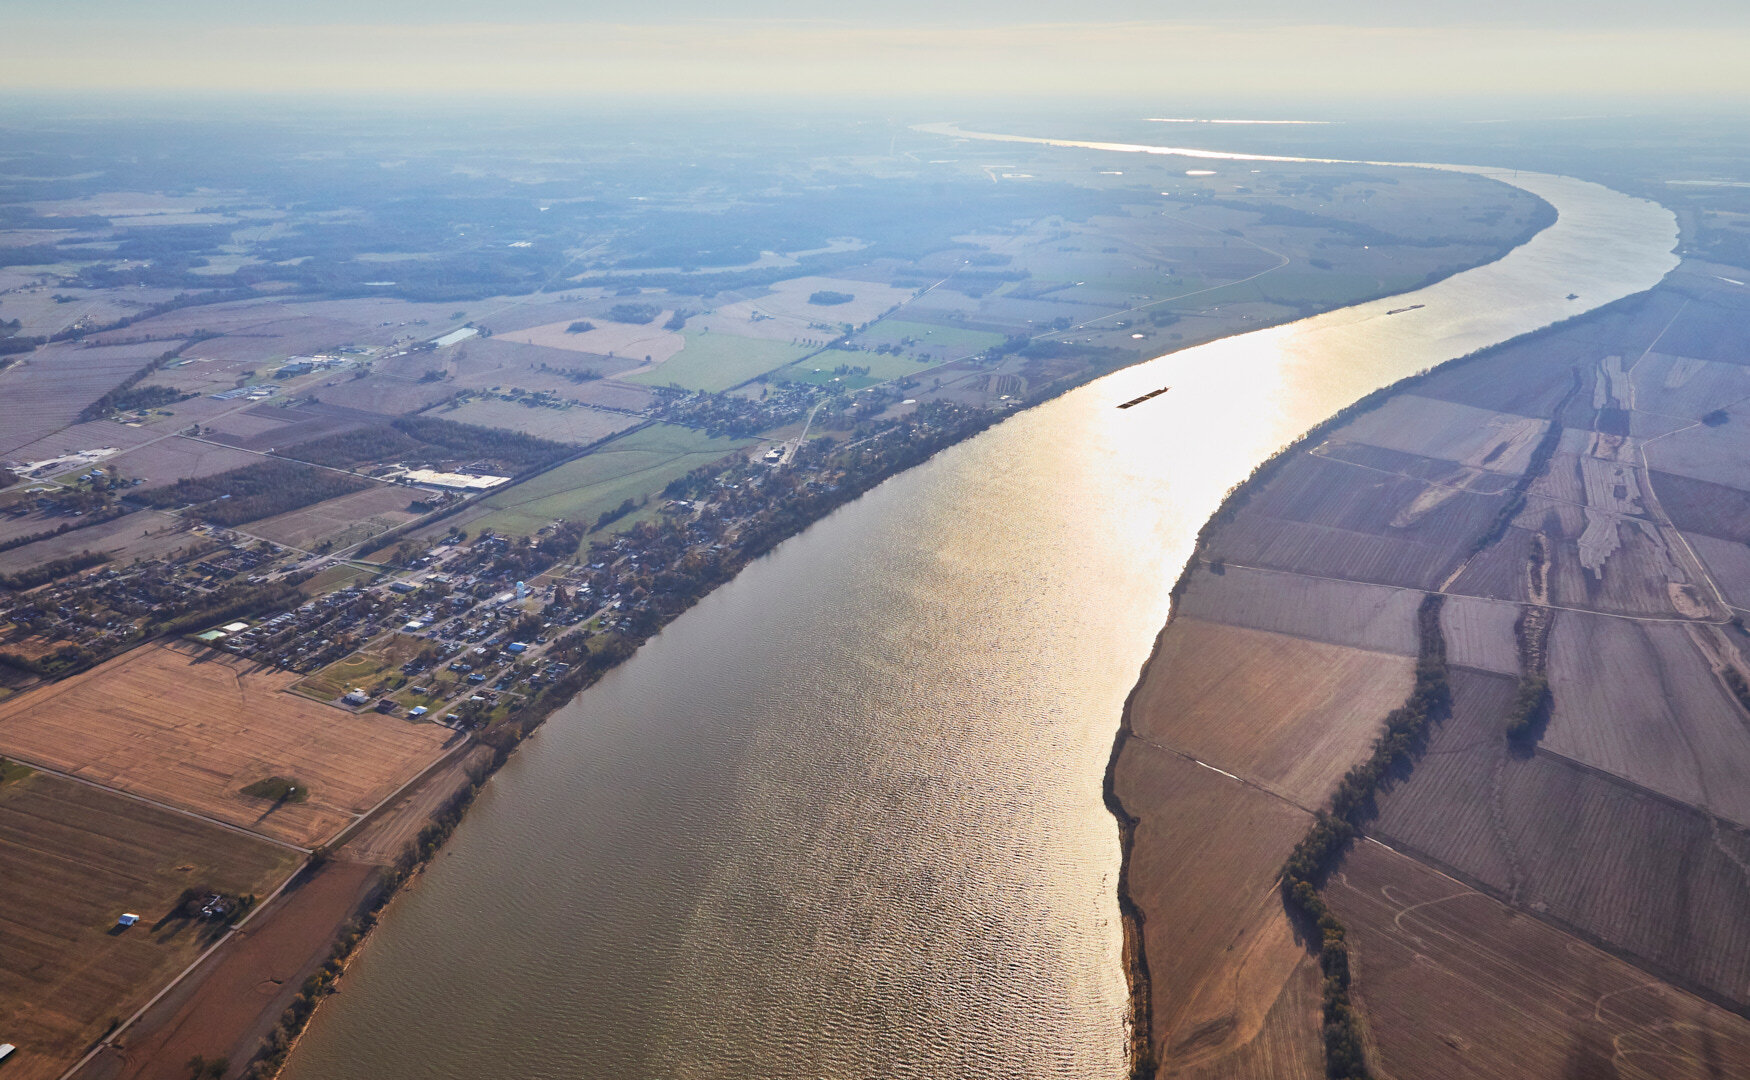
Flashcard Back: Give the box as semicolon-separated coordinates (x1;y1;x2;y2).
282;140;1678;1080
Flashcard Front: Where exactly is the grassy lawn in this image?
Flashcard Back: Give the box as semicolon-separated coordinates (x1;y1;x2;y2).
293;633;427;700
626;329;812;392
850;319;1006;355
466;423;754;541
300;563;379;596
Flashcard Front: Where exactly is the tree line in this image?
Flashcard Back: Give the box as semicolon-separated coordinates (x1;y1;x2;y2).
1281;592;1449;1080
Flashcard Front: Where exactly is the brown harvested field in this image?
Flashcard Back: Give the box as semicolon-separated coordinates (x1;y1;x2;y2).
1438;594;1521;675
1410;331;1598;417
1112;744;1315;1073
310;376;454;416
1654;294;1750;364
0;510;189;576
0;341;169;456
1446;522;1538;603
0;643;456;846
245;484;418;550
1210;453;1506;591
1328;394;1548;475
1306;441;1517;495
567;378;658;412
3;420;159;470
111;437;261;489
1330;840;1750;1080
431;335;644;389
1543;611;1750;826
1652;469;1750;542
1174;564;1419;655
0;771;300;1080
1128;618;1412;807
1630;352;1750;421
495;315;684;362
1374;667;1750;1004
433;397;640;444
344;745;492;865
1643;418;1750;491
198;400;379;455
1688;531;1750;607
1166;957;1322;1080
70;859;383;1080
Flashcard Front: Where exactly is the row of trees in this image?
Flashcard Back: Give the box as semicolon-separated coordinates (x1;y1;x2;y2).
1281;593;1449;1080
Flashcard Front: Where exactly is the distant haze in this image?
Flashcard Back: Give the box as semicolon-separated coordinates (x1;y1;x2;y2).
6;4;1750;100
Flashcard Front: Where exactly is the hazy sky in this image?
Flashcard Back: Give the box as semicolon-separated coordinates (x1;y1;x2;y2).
5;1;1748;101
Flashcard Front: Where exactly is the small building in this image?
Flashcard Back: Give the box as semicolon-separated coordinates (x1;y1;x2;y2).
0;1043;15;1063
221;621;250;633
506;642;528;655
375;699;398;714
408;706;428;718
116;913;140;928
195;629;226;643
342;688;369;706
389;581;417;594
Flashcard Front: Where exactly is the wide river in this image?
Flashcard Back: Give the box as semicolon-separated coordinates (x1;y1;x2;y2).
284;141;1678;1079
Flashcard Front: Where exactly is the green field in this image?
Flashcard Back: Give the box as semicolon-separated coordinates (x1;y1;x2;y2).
626;330;812;392
850;319;1006;355
300;563;378;596
467;424;754;541
779;350;932;388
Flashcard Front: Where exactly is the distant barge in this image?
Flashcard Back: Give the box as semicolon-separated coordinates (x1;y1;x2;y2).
1117;386;1171;409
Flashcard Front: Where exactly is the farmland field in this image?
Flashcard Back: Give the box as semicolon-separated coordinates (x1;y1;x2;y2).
1173;564;1420;656
110;437;261;489
0;770;300;1080
703;275;917;333
776;350;934;388
1127;617;1413;806
3;419;159;470
1111;745;1314;1070
432;397;640;444
0;643;455;846
1331;394;1548;474
0;510;188;577
1331;840;1750;1080
0;341;170;456
1438;594;1522;674
626;330;812;392
496;315;685;363
1210;453;1507;590
246;484;421;551
849;318;1006;358
1651;469;1750;542
1543;611;1750;825
453;423;754;539
1372;667;1750;1005
310;375;455;416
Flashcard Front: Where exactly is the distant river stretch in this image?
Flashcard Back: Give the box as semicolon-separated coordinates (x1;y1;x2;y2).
283;136;1678;1080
